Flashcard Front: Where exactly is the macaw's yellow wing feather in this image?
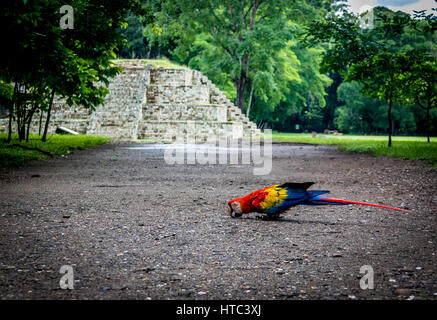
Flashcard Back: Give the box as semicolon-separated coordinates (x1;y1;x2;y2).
251;185;289;212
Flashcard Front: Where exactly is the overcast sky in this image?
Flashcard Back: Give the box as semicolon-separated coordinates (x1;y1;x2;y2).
347;0;436;14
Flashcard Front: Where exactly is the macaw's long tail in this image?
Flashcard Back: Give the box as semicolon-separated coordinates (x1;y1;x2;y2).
306;196;412;213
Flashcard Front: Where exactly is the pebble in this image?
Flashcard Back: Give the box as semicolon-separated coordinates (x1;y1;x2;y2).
394;288;411;296
276;269;285;275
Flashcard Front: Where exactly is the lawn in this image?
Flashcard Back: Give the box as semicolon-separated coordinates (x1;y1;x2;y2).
0;134;111;168
112;57;186;69
272;132;437;165
140;58;186;69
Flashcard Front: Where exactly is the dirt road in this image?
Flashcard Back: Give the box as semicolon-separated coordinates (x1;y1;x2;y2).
0;141;436;299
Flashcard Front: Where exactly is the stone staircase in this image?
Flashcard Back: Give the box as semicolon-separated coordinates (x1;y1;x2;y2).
87;61;149;140
0;60;261;141
139;67;260;142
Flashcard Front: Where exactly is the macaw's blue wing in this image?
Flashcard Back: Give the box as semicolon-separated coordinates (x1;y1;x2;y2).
252;182;330;214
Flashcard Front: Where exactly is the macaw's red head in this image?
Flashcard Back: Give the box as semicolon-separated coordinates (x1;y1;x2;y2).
227;197;250;218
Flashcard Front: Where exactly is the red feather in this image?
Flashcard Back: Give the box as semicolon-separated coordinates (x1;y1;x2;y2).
317;198;412;213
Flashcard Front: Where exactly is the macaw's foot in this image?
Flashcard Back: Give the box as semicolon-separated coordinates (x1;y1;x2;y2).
256;213;282;221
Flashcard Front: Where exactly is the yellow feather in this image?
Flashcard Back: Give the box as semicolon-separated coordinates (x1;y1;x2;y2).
259;185;288;210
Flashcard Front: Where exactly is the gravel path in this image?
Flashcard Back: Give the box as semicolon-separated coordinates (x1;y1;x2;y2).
0;141;436;300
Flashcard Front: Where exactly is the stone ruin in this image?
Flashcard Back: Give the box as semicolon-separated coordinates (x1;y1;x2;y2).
0;60;260;142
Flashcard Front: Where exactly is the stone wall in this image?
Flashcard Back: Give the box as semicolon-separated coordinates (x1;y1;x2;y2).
143;104;228;122
0;101;90;136
86;62;148;140
0;60;260;141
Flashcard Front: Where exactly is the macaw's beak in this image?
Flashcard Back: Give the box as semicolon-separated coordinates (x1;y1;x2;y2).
227;204;242;218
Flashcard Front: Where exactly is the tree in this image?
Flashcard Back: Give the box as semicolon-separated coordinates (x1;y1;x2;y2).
401;9;437;142
309;6;417;146
335;81;417;134
323;72;343;130
148;0;323;112
118;3;155;58
248;41;331;131
0;0;139;142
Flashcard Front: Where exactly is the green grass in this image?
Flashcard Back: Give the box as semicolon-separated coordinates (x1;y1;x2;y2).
272;132;437;165
0;134;111;168
140;58;187;69
112;57;187;69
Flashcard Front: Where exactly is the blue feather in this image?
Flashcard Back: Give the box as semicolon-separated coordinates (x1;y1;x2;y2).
264;190;330;214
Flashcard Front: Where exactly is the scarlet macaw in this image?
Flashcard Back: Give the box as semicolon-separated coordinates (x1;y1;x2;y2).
227;182;411;218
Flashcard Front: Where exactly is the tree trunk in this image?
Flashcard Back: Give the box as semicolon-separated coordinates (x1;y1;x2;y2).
426;89;431;143
426;104;430;143
19;122;26;142
387;94;393;148
6;83;17;143
16;84;27;142
17;108;25;142
7;101;13;143
26;105;37;142
38;110;43;136
235;75;247;112
415;91;432;143
42;90;55;142
246;81;254;118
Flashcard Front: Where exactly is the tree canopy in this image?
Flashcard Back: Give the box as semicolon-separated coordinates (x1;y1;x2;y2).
2;0;436;143
308;4;437;145
0;0;139;141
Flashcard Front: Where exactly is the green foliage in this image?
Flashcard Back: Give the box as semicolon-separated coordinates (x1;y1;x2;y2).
119;12;148;58
0;134;110;168
249;41;332;131
308;5;437;145
0;0;138;141
335;81;434;135
144;0;328;111
0;80;14;116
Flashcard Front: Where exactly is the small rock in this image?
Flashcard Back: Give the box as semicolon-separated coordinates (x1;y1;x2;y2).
332;253;342;258
112;285;127;290
394;288;411;296
170;274;182;281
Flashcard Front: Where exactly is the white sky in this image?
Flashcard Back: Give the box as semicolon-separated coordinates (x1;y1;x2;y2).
347;0;436;14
